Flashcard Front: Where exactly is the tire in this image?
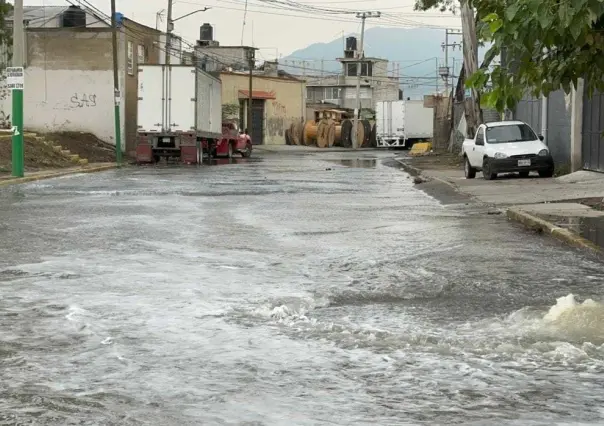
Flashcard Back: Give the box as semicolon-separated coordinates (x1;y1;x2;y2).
539;168;554;178
241;143;252;158
464;156;476;179
519;171;530;178
482;157;497;180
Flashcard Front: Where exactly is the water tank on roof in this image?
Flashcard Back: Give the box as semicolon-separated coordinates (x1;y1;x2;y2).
61;5;86;28
200;23;213;41
346;37;357;52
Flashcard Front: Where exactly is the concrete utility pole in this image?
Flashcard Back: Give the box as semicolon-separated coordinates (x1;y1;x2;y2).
440;29;462;95
10;0;24;177
246;48;255;141
165;0;173;65
460;1;481;137
352;11;380;150
110;0;122;165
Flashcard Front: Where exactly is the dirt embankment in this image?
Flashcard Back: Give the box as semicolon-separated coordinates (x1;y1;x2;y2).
44;132;116;163
0;132;116;174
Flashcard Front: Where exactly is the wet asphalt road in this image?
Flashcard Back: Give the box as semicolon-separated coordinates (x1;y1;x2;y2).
1;151;604;425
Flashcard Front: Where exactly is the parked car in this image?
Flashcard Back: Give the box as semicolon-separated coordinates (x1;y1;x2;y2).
461;121;554;180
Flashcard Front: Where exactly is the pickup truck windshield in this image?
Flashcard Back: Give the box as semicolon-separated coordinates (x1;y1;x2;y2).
486;124;537;144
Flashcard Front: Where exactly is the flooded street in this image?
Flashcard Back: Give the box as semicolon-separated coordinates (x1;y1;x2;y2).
1;152;604;425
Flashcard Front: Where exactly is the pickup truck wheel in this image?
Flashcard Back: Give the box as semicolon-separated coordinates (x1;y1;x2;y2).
241;143;252;158
482;158;497;180
464;157;476;179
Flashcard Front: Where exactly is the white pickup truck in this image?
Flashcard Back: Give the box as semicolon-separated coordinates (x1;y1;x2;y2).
461;120;554;180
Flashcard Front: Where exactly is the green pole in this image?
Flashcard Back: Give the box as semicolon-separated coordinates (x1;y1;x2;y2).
11;82;24;178
114;100;122;165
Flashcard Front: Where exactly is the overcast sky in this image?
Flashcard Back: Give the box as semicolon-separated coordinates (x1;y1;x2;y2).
28;0;461;59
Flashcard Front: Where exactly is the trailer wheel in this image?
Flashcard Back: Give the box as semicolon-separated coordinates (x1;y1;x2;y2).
241;143;252;158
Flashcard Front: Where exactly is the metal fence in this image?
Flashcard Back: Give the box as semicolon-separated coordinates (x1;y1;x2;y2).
514;90;571;166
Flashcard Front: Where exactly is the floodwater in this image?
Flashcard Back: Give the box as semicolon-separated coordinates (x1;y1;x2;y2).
1;152;604;425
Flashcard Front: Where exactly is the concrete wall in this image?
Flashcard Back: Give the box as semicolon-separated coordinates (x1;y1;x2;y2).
0;29;120;144
123;19;161;155
220;72;305;145
514;89;571;165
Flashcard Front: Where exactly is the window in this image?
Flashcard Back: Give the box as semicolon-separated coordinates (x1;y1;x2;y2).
347;63;357;77
346;62;372;77
475;127;485;144
486;124;538;144
127;41;134;75
137;45;146;64
325;87;341;100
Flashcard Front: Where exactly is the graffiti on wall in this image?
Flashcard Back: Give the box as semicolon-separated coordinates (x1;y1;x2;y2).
70;93;97;108
267;100;287;138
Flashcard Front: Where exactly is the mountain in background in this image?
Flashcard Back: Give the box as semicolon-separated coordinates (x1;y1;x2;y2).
279;27;490;99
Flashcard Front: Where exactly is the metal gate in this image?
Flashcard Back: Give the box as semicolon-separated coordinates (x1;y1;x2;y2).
582;86;604;172
251;99;264;145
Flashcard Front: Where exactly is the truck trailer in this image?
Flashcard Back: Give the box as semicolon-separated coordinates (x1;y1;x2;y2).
375;100;433;149
135;64;252;164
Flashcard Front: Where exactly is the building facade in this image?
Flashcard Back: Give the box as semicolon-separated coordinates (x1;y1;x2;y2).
2;6;161;155
190;26;305;145
220;72;305;145
304;36;400;110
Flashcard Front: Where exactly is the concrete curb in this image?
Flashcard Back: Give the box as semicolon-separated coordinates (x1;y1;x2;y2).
0;164;119;187
507;207;601;254
394;158;459;191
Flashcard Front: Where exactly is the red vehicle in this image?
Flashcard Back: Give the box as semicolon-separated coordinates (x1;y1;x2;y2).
205;122;252;158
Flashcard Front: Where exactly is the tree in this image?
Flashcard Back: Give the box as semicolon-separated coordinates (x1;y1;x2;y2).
468;0;604;112
416;0;604;113
0;1;13;67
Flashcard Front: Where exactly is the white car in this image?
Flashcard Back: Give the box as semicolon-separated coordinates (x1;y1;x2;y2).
461;121;554;180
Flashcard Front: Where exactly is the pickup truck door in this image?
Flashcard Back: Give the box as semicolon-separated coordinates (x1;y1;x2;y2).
470;126;486;167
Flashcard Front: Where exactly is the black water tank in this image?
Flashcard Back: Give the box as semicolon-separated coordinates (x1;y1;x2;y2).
61;5;86;28
200;23;213;41
346;36;357;51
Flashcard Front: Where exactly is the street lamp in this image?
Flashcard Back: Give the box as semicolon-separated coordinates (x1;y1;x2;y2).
167;7;210;31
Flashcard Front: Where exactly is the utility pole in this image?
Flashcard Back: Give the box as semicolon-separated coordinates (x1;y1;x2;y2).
246;48;255;140
10;0;24;177
352;11;380;149
165;0;173;65
440;29;462;95
110;0;122;165
460;1;481;137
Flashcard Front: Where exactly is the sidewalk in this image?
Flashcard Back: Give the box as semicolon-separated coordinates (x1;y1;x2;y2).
397;154;604;256
0;163;118;187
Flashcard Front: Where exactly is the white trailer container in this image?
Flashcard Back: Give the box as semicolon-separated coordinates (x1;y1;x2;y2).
375;100;433;148
135;64;223;163
404;100;433;140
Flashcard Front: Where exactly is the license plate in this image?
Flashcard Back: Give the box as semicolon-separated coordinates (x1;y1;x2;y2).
163;137;171;143
518;159;531;167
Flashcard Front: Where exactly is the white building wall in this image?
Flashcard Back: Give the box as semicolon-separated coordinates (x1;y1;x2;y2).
0;68;116;143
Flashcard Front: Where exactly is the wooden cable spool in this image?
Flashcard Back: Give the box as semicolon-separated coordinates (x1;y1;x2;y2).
369;123;377;148
326;121;337;147
333;124;342;147
361;120;372;148
302;120;318;146
285;127;292;145
290;121;303;145
354;121;366;148
316;119;330;148
340;119;353;148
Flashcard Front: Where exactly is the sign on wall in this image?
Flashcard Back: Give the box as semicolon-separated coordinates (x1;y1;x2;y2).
6;67;24;90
